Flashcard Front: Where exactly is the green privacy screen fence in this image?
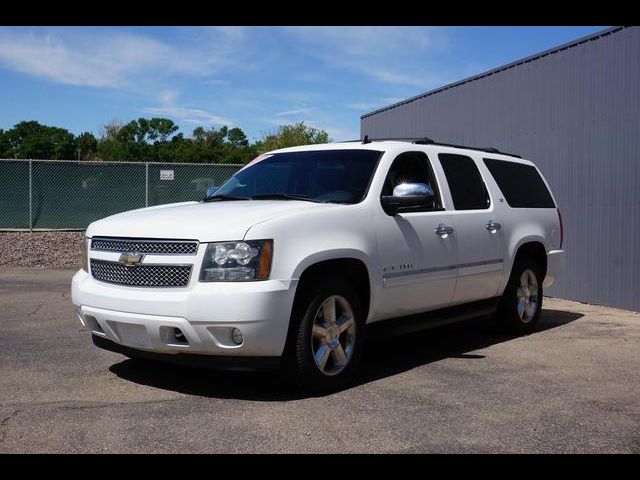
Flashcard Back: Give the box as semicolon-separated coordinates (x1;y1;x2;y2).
0;159;242;230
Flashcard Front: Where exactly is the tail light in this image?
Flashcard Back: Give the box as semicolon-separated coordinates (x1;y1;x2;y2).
557;208;564;249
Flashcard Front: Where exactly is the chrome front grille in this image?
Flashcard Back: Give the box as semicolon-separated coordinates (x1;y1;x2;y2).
90;259;192;287
91;237;198;255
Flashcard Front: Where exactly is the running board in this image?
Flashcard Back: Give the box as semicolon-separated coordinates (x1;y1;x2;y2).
367;297;501;338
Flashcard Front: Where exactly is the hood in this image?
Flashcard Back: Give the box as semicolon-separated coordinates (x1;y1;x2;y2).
86;200;335;241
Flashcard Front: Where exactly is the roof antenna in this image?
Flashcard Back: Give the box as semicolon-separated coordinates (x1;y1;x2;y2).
362;135;371;144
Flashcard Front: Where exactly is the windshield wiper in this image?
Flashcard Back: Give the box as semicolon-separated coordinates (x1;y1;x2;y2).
202;194;250;202
249;193;321;203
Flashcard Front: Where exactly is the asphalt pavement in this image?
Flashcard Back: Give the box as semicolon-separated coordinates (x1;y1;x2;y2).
1;268;638;453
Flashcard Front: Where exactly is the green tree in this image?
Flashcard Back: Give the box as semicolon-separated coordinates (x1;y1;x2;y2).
101;120;124;139
96;117;184;162
2;121;77;159
255;122;330;155
186;125;255;164
76;132;98;160
227;127;249;147
0;129;9;157
0;117;319;164
96;120;135;161
149;118;179;143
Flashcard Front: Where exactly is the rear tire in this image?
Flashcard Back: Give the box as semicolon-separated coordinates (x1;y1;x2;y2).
495;257;543;334
285;276;365;393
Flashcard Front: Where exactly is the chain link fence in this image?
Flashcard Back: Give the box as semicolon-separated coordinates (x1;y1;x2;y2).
0;159;242;230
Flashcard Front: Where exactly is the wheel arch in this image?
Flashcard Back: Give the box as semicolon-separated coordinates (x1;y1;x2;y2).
512;240;548;278
500;237;548;294
292;253;373;320
283;254;373;359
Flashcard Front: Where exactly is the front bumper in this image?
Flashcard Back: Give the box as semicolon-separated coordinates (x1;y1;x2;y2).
543;249;566;288
92;335;280;371
72;269;297;359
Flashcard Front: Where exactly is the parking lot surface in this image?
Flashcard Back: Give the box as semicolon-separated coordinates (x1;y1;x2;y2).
0;268;638;453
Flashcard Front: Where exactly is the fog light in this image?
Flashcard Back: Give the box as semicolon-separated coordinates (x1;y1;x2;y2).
231;328;243;345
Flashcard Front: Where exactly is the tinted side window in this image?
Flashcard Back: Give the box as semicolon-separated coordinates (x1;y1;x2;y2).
438;153;490;210
483;158;555;208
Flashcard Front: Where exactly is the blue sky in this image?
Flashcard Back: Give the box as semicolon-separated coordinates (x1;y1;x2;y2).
0;26;608;142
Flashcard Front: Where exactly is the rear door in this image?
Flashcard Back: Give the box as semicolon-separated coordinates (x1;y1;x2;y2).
482;157;561;289
437;152;506;304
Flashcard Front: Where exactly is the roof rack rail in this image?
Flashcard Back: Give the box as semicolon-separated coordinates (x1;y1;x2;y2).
356;136;521;158
431;142;521;158
361;135;434;145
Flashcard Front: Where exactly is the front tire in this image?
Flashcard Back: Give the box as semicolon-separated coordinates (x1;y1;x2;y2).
496;257;543;334
286;276;365;393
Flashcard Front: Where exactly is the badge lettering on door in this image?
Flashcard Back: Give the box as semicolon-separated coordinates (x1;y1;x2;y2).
383;263;414;274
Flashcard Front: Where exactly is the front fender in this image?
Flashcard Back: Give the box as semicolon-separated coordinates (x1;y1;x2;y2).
291;248;371;280
291;249;375;322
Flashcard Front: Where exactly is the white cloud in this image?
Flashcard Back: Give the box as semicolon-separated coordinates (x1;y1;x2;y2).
141;106;233;126
0;27;248;89
288;27;438;57
0;29;174;88
0;26;456;143
203;79;231;86
159;89;179;104
284;26;449;88
274;107;315;116
346;102;377;111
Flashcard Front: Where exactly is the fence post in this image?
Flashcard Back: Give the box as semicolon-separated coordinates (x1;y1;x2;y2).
28;160;33;234
145;162;149;207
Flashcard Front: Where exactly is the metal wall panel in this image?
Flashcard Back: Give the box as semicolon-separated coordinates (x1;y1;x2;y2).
361;26;640;311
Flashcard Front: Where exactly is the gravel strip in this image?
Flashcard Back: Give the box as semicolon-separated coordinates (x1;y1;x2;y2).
0;231;85;269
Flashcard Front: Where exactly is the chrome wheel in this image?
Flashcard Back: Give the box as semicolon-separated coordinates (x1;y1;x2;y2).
311;295;356;376
517;268;539;323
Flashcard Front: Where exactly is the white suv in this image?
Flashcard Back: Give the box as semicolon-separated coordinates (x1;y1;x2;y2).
71;139;566;392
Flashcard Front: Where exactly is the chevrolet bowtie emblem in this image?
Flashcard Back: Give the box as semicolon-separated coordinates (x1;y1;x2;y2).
119;252;145;265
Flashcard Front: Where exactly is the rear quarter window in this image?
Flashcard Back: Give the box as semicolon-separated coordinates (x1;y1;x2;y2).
483;158;556;208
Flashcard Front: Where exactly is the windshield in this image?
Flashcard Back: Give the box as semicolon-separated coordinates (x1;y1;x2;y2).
211;149;383;204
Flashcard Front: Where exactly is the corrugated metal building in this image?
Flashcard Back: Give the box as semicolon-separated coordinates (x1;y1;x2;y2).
361;26;640;312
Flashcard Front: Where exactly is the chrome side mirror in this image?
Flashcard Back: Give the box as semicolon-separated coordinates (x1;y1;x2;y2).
392;182;435;198
381;182;436;216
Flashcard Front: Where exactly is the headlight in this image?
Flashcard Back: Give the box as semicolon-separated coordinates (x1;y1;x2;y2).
200;240;273;282
81;237;89;272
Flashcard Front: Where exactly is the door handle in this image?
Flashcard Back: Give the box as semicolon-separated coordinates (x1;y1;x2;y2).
486;220;502;233
435;224;455;238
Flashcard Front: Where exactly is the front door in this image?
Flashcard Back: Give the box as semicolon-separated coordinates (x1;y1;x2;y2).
373;151;459;320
